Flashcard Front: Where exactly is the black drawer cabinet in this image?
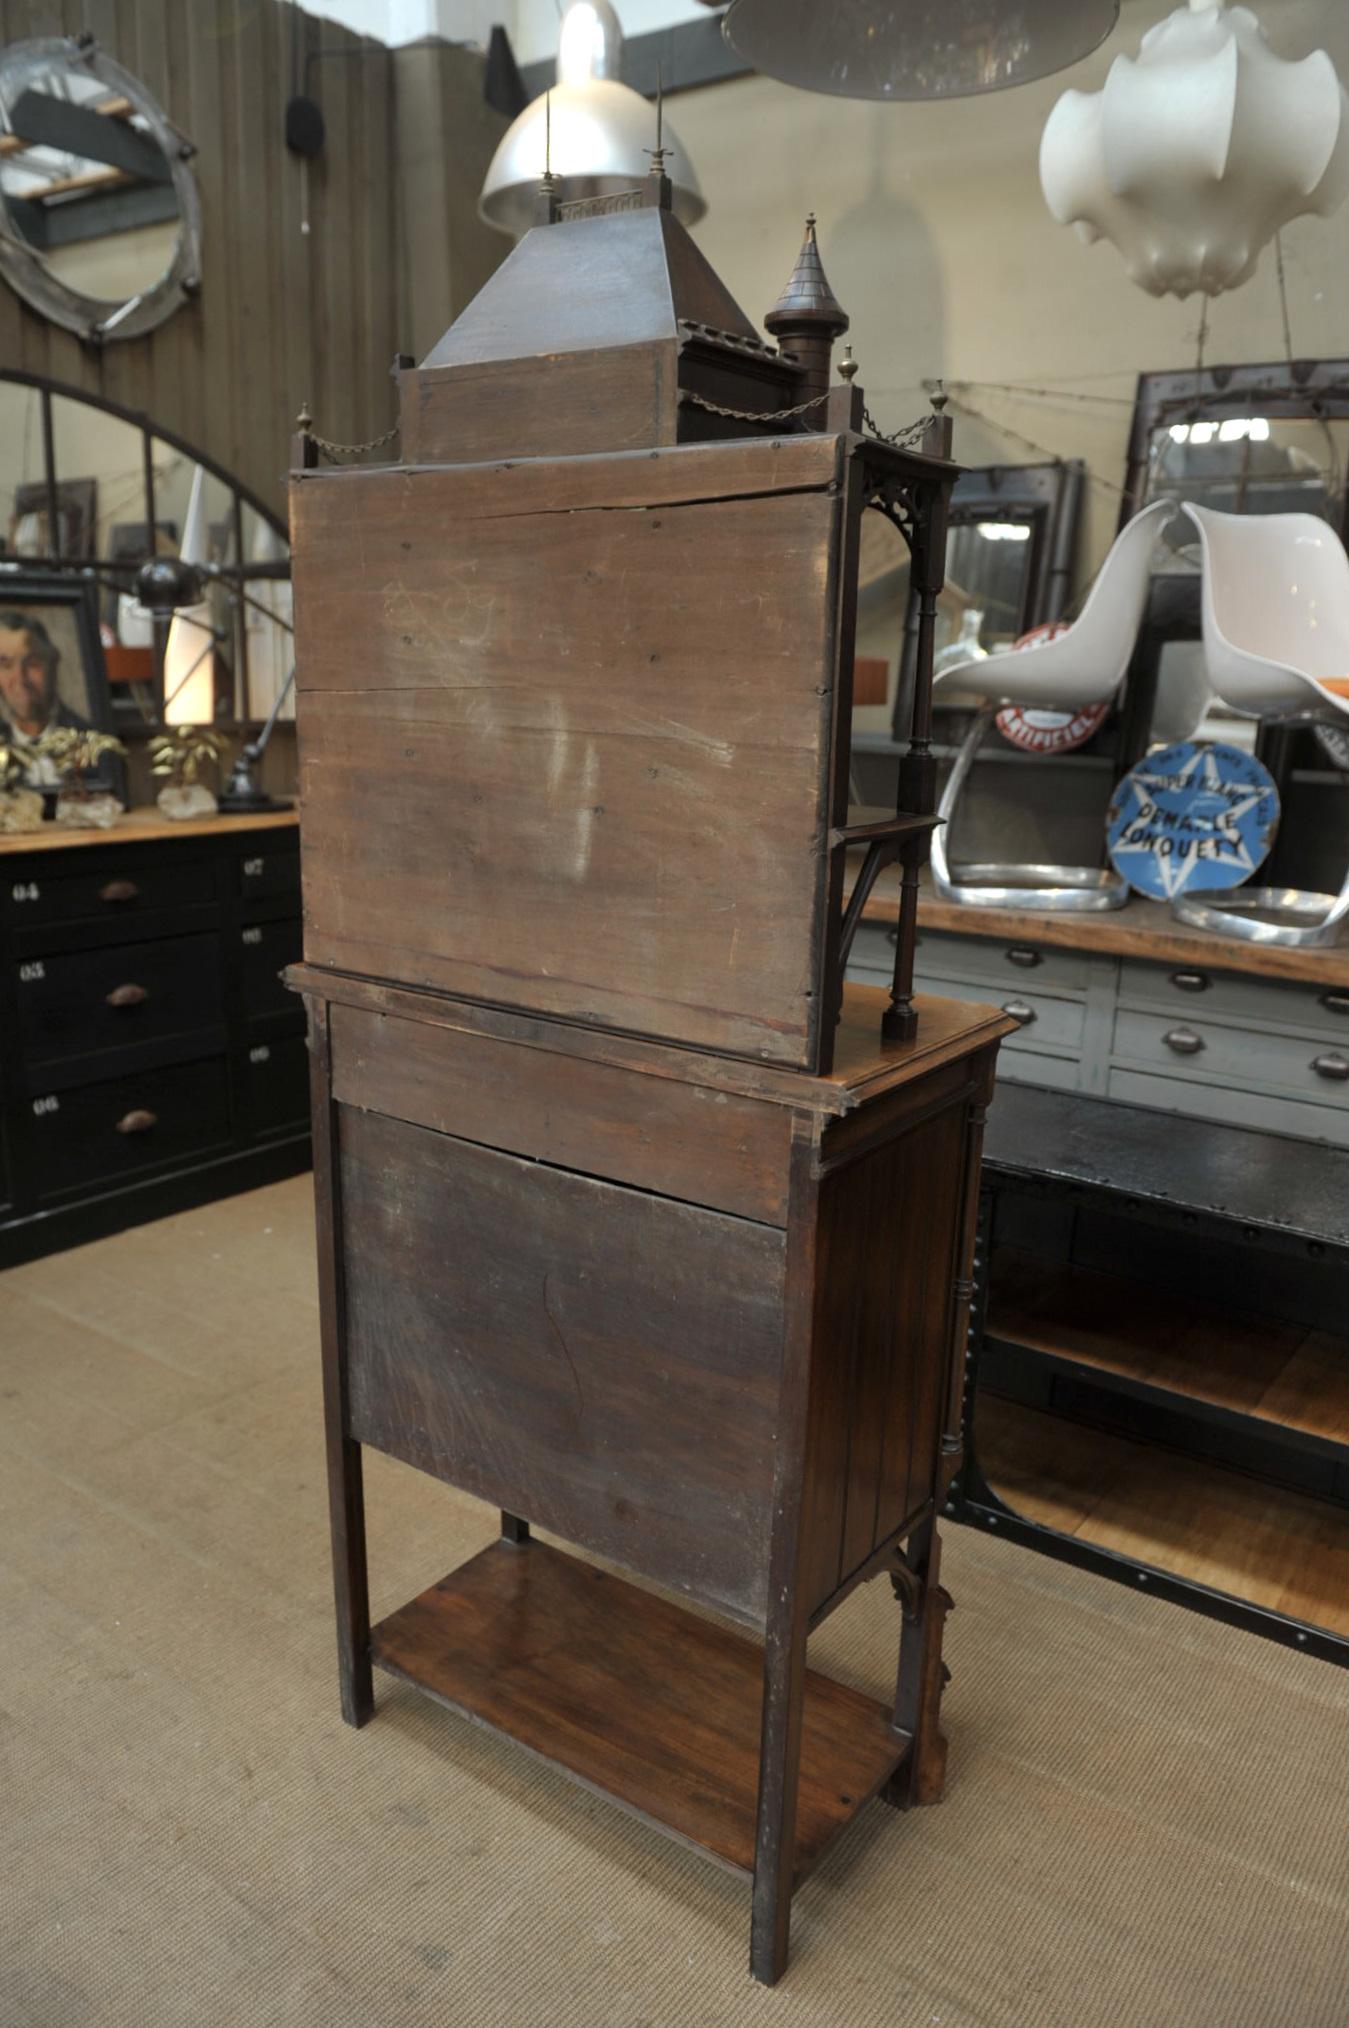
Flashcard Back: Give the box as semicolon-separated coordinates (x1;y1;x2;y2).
29;1056;232;1197
239;1033;310;1139
6;855;214;926
18;930;224;1076
0;811;308;1264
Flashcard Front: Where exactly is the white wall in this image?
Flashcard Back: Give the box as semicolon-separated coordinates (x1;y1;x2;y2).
305;0;711;57
670;0;1349;587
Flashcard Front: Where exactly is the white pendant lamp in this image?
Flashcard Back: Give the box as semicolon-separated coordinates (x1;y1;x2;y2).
479;1;704;238
1040;0;1349;298
722;0;1119;101
162;464;215;726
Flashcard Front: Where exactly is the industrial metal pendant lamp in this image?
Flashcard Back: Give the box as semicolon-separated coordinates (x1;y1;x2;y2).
721;0;1120;101
479;0;704;237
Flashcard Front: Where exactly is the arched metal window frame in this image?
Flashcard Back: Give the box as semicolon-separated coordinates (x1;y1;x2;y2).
0;367;290;726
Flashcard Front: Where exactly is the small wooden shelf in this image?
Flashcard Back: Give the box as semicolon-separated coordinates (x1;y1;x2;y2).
834;807;939;849
988;1250;1349;1455
977;1397;1349;1640
371;1539;909;1882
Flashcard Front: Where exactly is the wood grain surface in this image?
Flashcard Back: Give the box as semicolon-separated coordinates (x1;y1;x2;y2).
288;963;1014;1122
293;447;844;1065
328;1001;792;1224
371;1538;908;1880
339;1106;787;1620
989;1249;1349;1448
978;1396;1349;1637
0;806;297;856
803;1103;967;1612
855;868;1349;989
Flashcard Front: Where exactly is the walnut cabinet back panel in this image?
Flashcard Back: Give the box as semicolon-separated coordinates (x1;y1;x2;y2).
292;438;850;1069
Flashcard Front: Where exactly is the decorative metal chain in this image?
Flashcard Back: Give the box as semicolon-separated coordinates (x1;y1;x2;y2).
863;405;932;451
309;421;400;463
682;387;932;447
681;388;832;424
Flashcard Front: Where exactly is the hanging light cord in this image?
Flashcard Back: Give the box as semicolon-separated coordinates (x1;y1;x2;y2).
1275;229;1296;376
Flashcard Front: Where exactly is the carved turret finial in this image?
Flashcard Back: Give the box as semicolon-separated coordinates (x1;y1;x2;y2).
643;62;674;210
534;90;560;224
764;215;850;420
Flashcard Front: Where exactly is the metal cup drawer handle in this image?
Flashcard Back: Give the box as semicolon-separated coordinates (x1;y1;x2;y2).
1005;947;1042;969
116;1108;158;1134
99;879;140;903
1002;999;1037;1025
1320;993;1349;1017
1170;970;1210;993
1312;1053;1349;1082
1164;1026;1204;1055
105;983;149;1009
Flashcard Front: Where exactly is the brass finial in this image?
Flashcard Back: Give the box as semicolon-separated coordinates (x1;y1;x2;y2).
930;379;949;415
296;402;313;433
839;346;858;383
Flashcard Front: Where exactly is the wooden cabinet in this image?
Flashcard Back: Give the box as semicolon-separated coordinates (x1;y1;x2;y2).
0;810;308;1266
289;185;1011;1985
296;969;1008;1982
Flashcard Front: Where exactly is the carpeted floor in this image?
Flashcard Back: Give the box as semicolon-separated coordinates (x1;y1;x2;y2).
2;1175;1346;2028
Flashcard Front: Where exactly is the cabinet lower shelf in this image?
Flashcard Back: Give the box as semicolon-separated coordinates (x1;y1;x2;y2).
972;1396;1349;1651
371;1538;910;1882
988;1248;1349;1458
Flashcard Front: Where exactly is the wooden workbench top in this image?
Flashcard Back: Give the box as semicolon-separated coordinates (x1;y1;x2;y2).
0;804;298;855
857;872;1349;988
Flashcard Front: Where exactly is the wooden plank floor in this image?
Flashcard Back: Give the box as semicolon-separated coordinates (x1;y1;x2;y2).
988;1250;1349;1449
978;1396;1349;1639
372;1538;908;1882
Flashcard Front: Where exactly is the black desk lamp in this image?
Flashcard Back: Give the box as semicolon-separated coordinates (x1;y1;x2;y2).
135;555;295;812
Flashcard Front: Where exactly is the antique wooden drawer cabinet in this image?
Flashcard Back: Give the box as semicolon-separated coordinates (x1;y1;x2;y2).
290;175;1010;1984
0;808;307;1265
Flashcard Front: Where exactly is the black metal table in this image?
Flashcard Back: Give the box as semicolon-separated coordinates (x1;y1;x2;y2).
950;1083;1349;1666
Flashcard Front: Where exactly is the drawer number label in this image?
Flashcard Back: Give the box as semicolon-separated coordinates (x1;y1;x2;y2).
249;1044;271;1064
11;881;39;903
18;960;44;983
32;1094;59;1116
242;926;263;945
243;857;264;877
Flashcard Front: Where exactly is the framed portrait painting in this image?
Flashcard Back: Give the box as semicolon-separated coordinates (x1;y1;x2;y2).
0;575;113;782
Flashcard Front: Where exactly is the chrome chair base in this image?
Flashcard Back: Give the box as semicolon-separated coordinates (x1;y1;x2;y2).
1172;877;1349;949
928;705;1130;914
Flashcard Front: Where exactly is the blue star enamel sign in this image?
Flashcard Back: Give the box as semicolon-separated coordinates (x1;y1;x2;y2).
1105;740;1280;902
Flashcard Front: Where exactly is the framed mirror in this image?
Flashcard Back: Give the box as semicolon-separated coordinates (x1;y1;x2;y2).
890;460;1086;739
1123;359;1349;540
0;36;201;343
1115;360;1349;767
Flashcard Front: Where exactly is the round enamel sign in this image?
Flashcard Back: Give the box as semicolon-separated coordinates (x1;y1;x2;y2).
993;623;1109;754
1105;740;1280;902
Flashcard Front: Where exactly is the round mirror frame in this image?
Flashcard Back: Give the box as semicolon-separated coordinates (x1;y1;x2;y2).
0;35;202;345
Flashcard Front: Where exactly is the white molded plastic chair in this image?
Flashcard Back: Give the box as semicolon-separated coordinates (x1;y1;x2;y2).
1172;504;1349;949
930;497;1178;911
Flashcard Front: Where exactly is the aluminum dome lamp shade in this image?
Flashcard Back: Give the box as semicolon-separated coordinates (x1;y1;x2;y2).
722;0;1120;101
479;1;704;237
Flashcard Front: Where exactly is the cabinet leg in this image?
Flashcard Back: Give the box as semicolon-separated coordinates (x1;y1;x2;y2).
328;1434;374;1729
749;1607;808;1985
885;1518;952;1809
